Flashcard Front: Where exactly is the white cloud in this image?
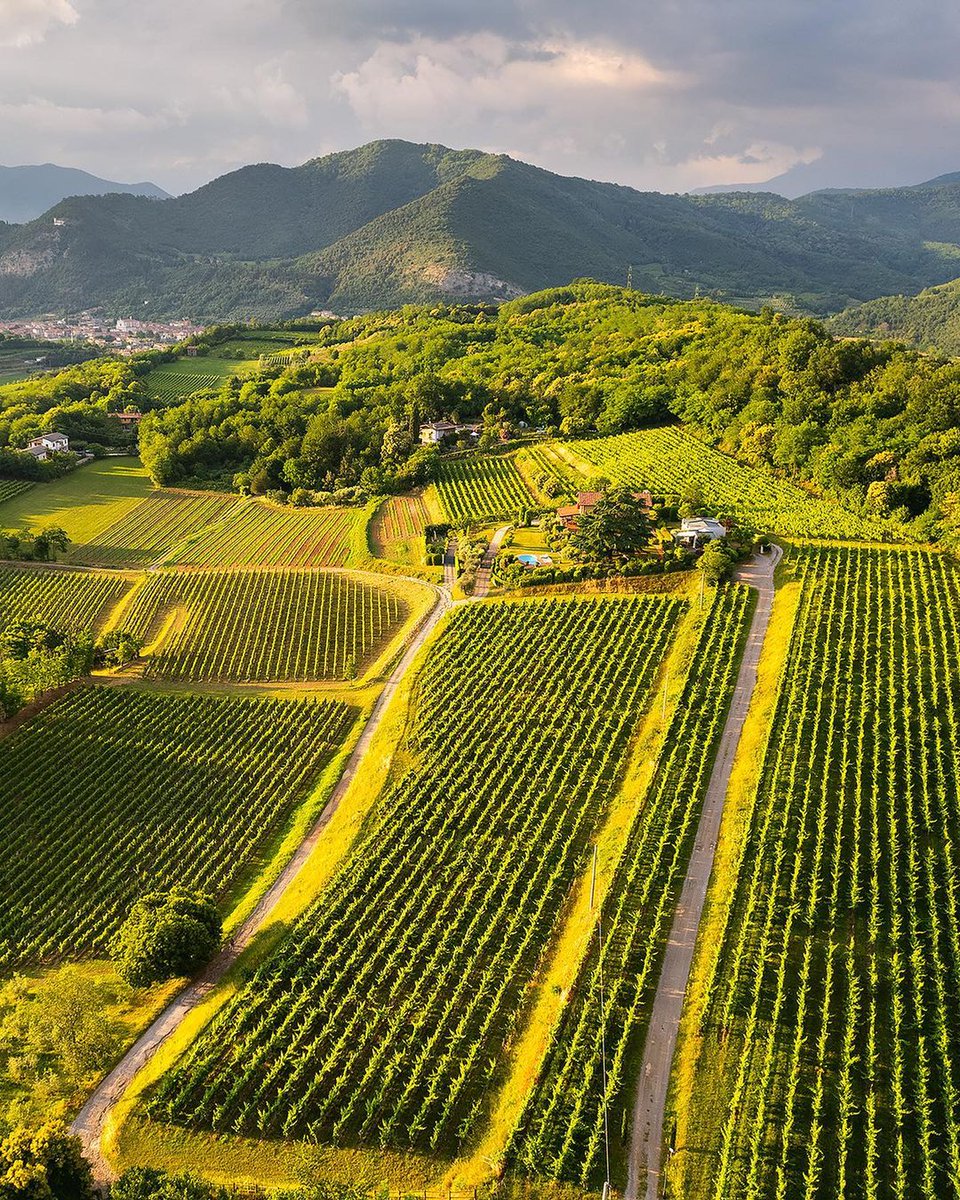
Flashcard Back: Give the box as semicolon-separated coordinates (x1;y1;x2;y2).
0;0;78;47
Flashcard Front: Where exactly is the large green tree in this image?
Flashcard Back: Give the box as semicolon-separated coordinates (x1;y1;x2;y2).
570;489;652;562
110;890;221;988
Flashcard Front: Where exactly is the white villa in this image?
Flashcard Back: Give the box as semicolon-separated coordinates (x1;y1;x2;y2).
672;516;727;548
25;432;70;461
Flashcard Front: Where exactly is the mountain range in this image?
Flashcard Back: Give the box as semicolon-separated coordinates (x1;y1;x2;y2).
4;139;960;325
0;164;169;225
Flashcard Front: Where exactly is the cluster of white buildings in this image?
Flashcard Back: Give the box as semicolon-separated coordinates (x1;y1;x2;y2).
23;432;70;461
0;314;203;351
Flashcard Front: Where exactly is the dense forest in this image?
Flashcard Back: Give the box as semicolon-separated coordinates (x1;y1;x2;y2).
829;276;960;355
131;285;960;545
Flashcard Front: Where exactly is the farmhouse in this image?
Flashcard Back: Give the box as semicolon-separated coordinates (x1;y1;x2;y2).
113;410;143;426
419;421;482;446
558;489;654;532
672;516;727;548
25;432;70;461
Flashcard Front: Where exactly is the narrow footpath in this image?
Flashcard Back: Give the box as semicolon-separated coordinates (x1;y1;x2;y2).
70;581;451;1181
624;544;783;1200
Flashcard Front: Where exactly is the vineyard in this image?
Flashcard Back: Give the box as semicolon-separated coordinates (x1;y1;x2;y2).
436;455;535;523
0;687;356;965
0;479;33;506
569;427;892;540
122;568;411;681
672;546;960;1200
147;595;683;1151
371;494;431;548
143;359;256;403
0;565;131;632
509;585;752;1188
516;445;581;493
73;490;363;570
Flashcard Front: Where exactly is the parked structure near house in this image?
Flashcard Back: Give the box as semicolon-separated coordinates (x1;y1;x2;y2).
25;432;70;461
672;516;727;548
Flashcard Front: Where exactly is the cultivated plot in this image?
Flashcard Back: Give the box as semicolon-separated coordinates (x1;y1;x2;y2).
0;480;33;507
571;427;891;540
149;595;683;1152
0;687;357;965
436;455;535;523
122;568;412;682
0;565;131;633
672;546;960;1200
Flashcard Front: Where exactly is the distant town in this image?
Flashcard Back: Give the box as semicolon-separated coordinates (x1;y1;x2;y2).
0;313;205;352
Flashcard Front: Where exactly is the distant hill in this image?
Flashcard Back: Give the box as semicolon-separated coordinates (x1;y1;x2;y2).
0;164;169;224
828;276;960;355
5;140;960;321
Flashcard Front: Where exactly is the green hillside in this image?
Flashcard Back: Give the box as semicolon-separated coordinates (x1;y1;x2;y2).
6;141;960;319
828;275;960;354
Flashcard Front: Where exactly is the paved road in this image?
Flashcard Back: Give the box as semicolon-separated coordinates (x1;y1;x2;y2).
624;545;783;1200
70;581;451;1181
473;526;510;598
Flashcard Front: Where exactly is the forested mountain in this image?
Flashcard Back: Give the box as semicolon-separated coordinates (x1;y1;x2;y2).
6;141;960;320
0;164;168;224
829;276;960;355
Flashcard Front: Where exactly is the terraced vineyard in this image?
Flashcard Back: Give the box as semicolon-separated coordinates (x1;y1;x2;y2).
570;427;891;540
0;479;33;506
672;546;960;1200
510;585;752;1187
0;687;356;965
0;565;131;632
148;595;683;1150
123;568;412;681
74;490;362;569
436;455;535;523
517;444;581;493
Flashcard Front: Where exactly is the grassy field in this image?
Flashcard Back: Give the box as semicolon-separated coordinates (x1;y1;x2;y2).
0;687;357;966
0;458;152;545
436;455;536;523
121;569;417;682
568;427;893;540
0;565;132;632
667;546;960;1200
72;490;365;570
147;595;682;1153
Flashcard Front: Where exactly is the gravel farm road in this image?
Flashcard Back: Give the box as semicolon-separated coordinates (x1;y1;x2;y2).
71;580;451;1181
624;544;783;1200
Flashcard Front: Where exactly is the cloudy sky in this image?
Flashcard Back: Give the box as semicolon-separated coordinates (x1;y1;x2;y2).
3;0;960;196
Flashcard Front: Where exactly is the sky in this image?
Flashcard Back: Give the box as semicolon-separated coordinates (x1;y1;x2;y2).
2;0;960;197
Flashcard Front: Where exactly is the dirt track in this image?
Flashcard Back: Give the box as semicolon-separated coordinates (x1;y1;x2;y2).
624;545;783;1200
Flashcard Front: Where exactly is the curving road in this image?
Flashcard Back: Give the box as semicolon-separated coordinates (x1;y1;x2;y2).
70;580;451;1181
624;544;783;1200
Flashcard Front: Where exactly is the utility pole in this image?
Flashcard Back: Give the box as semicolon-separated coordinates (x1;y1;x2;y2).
626;263;633;290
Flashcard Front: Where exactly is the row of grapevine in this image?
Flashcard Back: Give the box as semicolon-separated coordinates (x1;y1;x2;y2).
0;686;356;965
570;427;893;540
679;546;960;1200
74;490;362;570
75;491;238;567
143;362;246;402
122;568;409;681
0;565;130;632
518;445;580;489
148;595;684;1152
373;494;431;545
0;479;33;506
508;584;752;1187
437;455;535;523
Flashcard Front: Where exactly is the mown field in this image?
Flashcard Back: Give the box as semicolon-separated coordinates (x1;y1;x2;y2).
509;585;752;1188
147;595;683;1151
122;569;413;682
0;565;131;632
0;458;151;545
568;427;892;540
436;455;535;523
0;687;357;965
670;546;960;1200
